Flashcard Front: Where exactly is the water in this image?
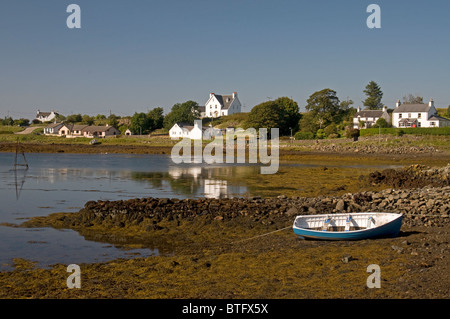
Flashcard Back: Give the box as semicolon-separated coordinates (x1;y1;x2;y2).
0;152;251;270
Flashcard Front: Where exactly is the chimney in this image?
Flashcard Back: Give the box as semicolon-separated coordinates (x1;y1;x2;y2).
382;105;387;112
210;93;215;98
396;100;401;108
357;106;361;112
233;92;237;98
429;98;434;107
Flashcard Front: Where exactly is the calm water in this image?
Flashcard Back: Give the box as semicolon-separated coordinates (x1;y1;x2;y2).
0;152;400;271
0;152;251;270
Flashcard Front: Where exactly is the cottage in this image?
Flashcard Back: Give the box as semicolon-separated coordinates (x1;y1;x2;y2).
82;125;120;138
353;106;391;129
35;110;59;123
202;92;242;118
169;122;205;140
43;122;64;135
392;98;450;128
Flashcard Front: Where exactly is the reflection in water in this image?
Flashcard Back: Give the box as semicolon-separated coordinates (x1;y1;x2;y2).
14;167;28;200
132;165;252;199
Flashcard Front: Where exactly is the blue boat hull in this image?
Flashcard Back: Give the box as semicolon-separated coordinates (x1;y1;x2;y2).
293;215;403;241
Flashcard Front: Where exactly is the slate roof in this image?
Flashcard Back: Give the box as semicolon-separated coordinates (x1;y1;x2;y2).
211;94;235;109
393;104;431;113
355;110;384;118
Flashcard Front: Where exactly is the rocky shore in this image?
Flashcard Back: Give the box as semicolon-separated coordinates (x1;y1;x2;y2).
59;185;447;231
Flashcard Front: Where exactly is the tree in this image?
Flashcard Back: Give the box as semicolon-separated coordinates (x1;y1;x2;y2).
148;107;164;129
81;114;95;125
107;114;119;127
363;81;383;110
130;112;153;135
305;88;341;127
403;94;423;104
163;101;200;130
298;111;318;134
447;105;450;119
247;100;286;133
374;118;390;128
2;117;14;126
66;114;82;123
275;97;300;133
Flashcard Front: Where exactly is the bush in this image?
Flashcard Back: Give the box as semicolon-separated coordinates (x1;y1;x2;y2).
327;133;340;139
324;123;338;137
345;128;360;139
315;129;326;139
294;131;315;140
359;127;450;136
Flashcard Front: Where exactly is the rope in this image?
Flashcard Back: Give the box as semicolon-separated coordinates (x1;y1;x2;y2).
230;225;292;244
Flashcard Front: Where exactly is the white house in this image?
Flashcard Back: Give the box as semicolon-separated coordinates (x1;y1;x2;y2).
169;121;221;140
392;98;450;128
169;122;194;139
43;122;64;135
35;110;59;123
353;106;391;129
203;92;241;118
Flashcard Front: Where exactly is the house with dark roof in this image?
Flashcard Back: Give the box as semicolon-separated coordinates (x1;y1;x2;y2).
35;110;59;123
392;98;450;128
43;123;120;137
43;122;64;135
353;106;391;129
82;125;120;138
202;92;241;118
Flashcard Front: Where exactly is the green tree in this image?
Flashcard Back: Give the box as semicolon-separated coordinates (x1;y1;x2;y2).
2;117;14;126
148;107;164;129
247;100;286;133
298;111;318;134
447;105;450;118
363;81;383;110
130;112;153;135
374;118;390;128
81;114;95;125
274;97;300;133
66;114;82;123
305;88;341;128
107;114;120;127
163;101;200;130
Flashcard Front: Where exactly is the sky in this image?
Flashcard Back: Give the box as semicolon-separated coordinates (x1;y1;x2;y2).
1;0;449;120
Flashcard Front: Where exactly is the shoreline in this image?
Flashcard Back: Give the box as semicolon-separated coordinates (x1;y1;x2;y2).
1;147;449;299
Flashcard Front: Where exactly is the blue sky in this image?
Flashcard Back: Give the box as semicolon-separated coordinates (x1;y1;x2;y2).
1;0;449;120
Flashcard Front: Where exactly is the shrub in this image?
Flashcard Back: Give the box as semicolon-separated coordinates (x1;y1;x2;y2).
315;129;326;139
294;131;315;140
345;128;360;139
324;123;338;137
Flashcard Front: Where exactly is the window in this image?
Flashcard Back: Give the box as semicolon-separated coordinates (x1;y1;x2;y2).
399;114;402;119
408;113;411;118
418;113;421;118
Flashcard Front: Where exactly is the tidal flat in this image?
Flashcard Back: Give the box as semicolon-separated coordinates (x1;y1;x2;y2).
0;140;449;299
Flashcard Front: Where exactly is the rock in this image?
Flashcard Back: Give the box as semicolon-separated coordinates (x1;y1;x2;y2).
286;207;299;217
336;199;345;212
341;255;353;263
391;245;404;253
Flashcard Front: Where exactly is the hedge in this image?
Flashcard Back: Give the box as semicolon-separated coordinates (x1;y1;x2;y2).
360;127;450;136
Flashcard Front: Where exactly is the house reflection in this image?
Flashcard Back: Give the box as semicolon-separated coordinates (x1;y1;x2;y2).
167;165;246;199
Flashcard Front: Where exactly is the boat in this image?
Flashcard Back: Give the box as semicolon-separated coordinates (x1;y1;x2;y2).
292;212;403;240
